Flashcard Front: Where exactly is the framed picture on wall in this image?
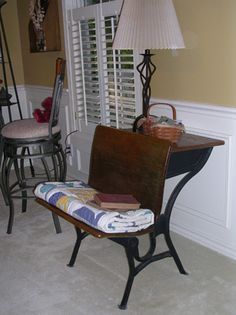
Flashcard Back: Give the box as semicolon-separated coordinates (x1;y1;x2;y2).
28;0;61;52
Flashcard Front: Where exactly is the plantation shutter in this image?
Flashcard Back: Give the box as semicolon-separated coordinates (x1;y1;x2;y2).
69;0;140;129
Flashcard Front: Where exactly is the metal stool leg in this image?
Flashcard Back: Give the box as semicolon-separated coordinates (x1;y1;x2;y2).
19;152;27;213
2;155;15;234
2;140;66;233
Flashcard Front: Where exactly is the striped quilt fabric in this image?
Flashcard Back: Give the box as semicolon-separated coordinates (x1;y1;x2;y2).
34;181;154;233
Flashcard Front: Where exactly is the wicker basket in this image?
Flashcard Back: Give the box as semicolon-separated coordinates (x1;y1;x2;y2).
142;103;185;143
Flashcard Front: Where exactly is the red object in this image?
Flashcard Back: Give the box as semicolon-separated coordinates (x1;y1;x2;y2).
33;108;46;122
33;96;53;123
42;97;53;110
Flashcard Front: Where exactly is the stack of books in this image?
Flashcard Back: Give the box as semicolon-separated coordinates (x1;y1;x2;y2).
88;193;140;211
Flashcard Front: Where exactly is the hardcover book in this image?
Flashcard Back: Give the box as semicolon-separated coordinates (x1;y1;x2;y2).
93;193;140;210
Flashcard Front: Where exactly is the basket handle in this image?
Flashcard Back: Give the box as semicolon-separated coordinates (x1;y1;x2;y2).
146;103;177;120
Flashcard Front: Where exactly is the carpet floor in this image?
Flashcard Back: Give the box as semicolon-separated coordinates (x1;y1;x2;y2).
1;190;236;315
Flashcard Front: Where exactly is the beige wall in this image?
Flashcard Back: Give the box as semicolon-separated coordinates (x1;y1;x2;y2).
3;0;236;107
17;0;65;87
1;0;65;87
151;0;236;107
0;0;24;85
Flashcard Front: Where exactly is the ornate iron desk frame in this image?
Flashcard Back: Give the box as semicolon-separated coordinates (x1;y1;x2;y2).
37;132;224;310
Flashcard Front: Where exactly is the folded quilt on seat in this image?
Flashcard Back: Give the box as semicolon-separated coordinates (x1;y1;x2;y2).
34;181;154;233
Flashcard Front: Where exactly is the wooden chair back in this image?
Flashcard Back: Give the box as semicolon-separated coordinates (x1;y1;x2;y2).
88;126;171;216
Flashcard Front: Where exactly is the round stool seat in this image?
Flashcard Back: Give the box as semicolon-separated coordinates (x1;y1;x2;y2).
1;118;61;140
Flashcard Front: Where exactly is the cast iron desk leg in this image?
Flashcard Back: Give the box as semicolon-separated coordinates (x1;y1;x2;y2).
159;147;213;274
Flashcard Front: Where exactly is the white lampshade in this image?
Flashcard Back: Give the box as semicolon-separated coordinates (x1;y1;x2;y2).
113;0;185;50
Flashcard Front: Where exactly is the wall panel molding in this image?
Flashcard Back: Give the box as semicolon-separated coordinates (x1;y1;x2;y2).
153;98;236;260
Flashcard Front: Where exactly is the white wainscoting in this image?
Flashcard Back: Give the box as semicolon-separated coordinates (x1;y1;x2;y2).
2;85;29;123
151;98;236;260
4;84;70;123
25;85;71;148
23;84;236;260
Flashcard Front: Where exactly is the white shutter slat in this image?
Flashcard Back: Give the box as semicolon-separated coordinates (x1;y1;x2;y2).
70;0;138;128
102;14;136;128
70;14;101;125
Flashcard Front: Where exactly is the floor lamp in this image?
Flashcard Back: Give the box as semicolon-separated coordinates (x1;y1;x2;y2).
112;0;185;130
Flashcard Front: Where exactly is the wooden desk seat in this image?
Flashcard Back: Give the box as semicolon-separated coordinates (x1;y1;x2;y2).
35;125;187;310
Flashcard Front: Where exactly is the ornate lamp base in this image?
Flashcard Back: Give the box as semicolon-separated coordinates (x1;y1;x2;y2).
133;49;156;132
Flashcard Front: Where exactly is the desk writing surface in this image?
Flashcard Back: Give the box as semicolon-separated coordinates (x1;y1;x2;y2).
167;133;224;178
125;128;224;151
171;133;224;152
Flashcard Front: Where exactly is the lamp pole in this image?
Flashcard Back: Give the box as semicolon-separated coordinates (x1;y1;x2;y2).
137;49;156;117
